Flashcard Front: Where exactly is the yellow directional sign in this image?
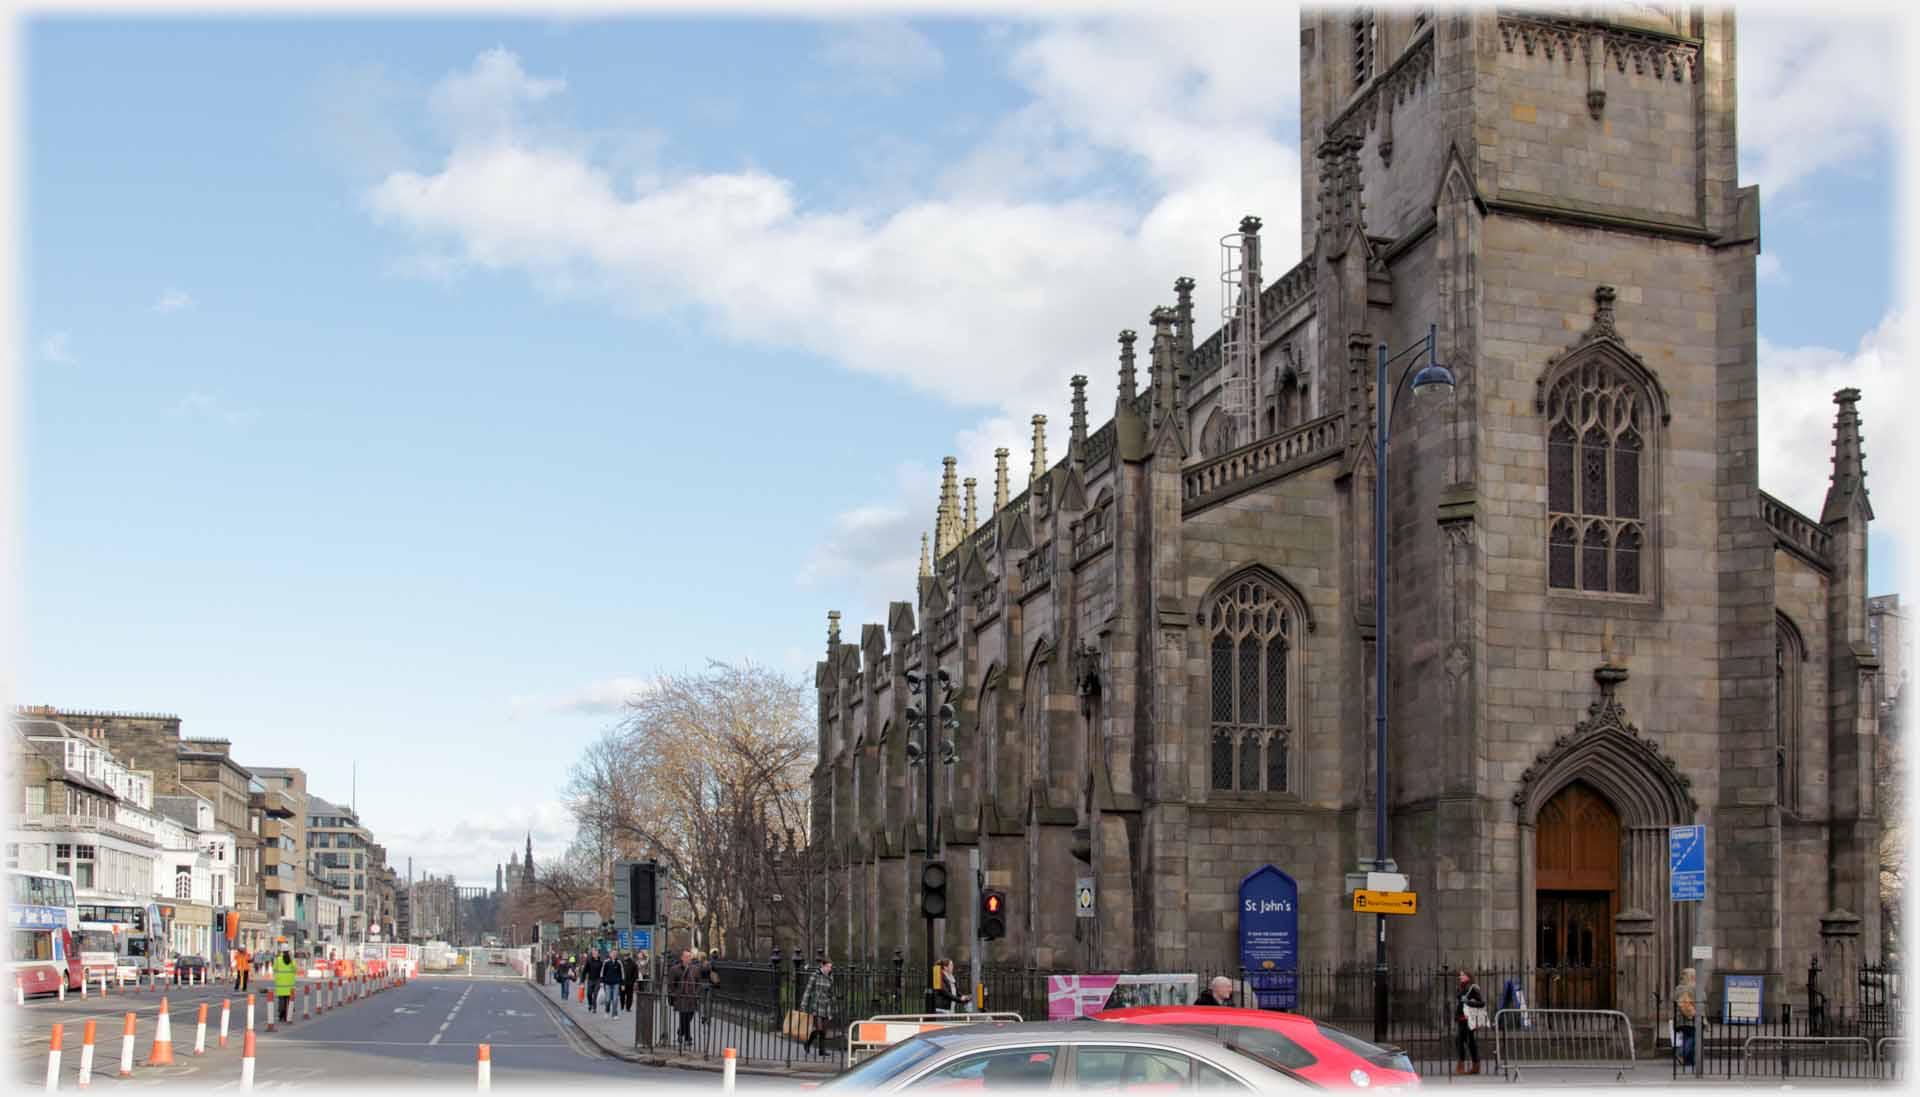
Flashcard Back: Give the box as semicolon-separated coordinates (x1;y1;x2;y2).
1352;889;1418;915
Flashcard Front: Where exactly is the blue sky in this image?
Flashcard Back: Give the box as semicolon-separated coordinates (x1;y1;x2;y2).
16;8;1911;886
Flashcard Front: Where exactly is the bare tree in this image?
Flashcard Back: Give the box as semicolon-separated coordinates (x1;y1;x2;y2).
562;660;813;954
1878;727;1905;959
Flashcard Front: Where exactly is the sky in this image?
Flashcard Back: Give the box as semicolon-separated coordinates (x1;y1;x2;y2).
11;3;1914;888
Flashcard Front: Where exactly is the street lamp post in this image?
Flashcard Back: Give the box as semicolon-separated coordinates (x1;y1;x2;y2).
905;666;959;1006
1372;323;1457;1042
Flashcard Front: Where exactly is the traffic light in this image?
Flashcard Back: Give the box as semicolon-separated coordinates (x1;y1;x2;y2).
629;862;658;926
980;888;1007;940
921;861;948;920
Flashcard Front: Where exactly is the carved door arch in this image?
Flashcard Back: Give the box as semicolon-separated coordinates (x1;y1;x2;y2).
1535;781;1618;1009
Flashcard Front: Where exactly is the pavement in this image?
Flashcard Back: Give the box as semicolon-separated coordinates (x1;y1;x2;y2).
8;971;793;1090
528;977;837;1078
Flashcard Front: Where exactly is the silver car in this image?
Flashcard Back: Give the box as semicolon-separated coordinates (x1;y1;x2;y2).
813;1021;1317;1092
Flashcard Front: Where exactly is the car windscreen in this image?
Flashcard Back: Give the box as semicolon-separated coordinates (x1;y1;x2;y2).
1312;1022;1394;1061
1216;1025;1318;1070
814;1036;946;1091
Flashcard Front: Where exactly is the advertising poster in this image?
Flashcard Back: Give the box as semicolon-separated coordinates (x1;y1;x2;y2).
1046;974;1199;1019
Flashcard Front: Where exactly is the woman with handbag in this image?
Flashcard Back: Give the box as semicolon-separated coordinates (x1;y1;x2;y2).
800;959;836;1059
1455;969;1487;1075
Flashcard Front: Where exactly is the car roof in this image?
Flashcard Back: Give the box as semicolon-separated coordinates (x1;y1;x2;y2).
1096;1005;1319;1025
920;1021;1269;1049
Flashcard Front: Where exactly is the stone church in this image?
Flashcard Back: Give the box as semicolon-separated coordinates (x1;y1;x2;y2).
810;5;1884;1015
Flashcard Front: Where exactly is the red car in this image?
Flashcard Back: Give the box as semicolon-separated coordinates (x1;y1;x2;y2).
1093;1005;1420;1090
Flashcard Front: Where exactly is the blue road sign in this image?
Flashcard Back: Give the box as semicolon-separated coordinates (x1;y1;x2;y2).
1239;865;1299;1010
617;928;654;951
1670;825;1706;902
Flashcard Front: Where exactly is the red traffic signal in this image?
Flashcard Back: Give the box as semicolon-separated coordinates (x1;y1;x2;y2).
980;888;1007;940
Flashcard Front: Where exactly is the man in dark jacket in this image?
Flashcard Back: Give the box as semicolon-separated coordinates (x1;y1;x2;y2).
621;952;639;1011
670;950;701;1050
1194;976;1235;1006
584;949;602;1013
602;951;626;1018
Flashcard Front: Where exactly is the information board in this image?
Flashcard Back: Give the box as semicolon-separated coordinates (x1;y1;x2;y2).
1722;975;1764;1024
1670;825;1706;901
1239;865;1300;1010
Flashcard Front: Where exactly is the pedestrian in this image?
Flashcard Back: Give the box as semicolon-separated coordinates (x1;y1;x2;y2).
1455;969;1486;1075
584;949;602;1014
1673;967;1699;1069
232;945;251;992
622;950;640;1012
670;949;701;1050
1194;976;1235;1007
555;954;573;1002
925;956;960;1014
603;951;624;1019
800;958;836;1059
273;945;298;1023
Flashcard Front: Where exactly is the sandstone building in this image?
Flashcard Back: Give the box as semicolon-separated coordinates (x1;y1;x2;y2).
809;5;1887;1016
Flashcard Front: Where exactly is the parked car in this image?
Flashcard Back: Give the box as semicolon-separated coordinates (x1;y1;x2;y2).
813;1021;1315;1092
172;955;209;981
1093;1005;1420;1090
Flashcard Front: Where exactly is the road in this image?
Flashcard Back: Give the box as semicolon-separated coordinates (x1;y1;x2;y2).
10;973;790;1089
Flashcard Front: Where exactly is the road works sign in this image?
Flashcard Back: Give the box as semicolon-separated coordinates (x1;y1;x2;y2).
1352;889;1417;915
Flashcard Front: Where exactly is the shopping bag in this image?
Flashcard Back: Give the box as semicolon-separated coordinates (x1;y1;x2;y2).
784;1009;815;1041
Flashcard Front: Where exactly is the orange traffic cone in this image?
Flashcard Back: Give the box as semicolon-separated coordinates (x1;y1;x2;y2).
147;997;177;1065
577;984;585;1002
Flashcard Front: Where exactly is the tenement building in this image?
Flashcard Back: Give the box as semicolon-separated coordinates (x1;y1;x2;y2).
808;5;1887;1018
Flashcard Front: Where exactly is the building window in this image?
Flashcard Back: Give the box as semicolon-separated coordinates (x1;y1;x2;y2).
24;786;45;814
1777;615;1804;814
175;868;193;900
1545;360;1652;595
1352;12;1376;88
1205;573;1300;793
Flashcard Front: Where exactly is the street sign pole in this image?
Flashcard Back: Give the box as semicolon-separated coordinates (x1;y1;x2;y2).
1670;824;1707;1079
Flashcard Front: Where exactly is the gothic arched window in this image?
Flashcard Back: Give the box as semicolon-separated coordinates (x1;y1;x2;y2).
1200;409;1233;459
1777;615;1804;814
1204;573;1302;793
1545;360;1652;595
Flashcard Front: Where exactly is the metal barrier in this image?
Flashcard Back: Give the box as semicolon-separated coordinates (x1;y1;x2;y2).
1491;1008;1635;1082
1741;1035;1874;1079
848;1013;1026;1065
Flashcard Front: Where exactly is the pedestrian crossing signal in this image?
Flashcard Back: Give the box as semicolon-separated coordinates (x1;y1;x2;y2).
980;889;1007;940
921;861;948;920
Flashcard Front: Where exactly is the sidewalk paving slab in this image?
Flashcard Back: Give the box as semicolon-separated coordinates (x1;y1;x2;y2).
528;980;836;1078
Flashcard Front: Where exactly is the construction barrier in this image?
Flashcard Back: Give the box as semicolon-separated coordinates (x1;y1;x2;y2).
195;1003;209;1055
45;1023;63;1092
477;1042;491;1091
118;1012;136;1078
847;1013;1027;1065
220;999;232;1048
1492;1007;1635;1082
240;1029;256;1091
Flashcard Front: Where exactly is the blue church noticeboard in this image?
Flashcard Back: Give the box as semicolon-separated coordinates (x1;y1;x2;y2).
1238;865;1300;1010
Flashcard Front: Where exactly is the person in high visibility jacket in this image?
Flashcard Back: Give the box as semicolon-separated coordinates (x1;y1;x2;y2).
273;949;298;1022
232;946;251;992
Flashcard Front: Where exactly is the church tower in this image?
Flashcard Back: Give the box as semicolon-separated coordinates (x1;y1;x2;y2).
1295;5;1817;998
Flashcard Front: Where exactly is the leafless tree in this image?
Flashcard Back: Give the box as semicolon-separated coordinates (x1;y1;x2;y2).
563;660;813;955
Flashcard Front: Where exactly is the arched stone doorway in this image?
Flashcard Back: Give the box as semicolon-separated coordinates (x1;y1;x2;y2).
1535;782;1619;1008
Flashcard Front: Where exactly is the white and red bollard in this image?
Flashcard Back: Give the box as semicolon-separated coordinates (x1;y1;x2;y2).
44;1023;63;1092
304;985;313;1021
477;1043;491;1091
220;999;231;1048
240;1029;256;1091
118;1012;136;1078
724;1047;737;1093
78;1019;96;1089
195;1002;209;1055
246;993;256;1034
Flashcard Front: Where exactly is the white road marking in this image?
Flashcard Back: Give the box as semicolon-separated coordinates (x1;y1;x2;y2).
426;984;474;1046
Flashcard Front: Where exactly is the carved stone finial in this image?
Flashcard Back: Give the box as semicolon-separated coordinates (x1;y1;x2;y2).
1239;215;1263;236
962;477;977;537
993;449;1010;513
1029;415;1048;485
1591;285;1619;339
937;456;961;556
1118;330;1139;401
919;533;930;579
1822;387;1871;524
1070;375;1089;457
827;610;841;645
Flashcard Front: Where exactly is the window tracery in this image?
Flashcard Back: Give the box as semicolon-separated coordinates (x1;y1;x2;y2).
1204;574;1299;793
1545;360;1653;595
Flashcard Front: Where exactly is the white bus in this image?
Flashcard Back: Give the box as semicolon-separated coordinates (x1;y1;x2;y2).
77;900;171;983
7;869;81;994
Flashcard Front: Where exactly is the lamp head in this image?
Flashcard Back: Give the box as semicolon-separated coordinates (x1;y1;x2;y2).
904;670;923;690
905;741;924;765
1410;361;1457;397
904;704;924;723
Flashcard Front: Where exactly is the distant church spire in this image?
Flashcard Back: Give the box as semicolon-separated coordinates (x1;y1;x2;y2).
524;832;534;887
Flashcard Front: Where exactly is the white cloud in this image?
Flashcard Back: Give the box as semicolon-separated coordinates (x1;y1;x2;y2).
820;20;945;91
1757;310;1913;549
1739;15;1900;200
153;289;194;314
40;331;73;364
509;675;654;718
173;392;258;426
1754;253;1787;283
363;24;1303;625
383;798;574;888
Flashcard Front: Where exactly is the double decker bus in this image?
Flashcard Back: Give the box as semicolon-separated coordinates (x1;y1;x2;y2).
7;869;82;994
77;900;171;984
